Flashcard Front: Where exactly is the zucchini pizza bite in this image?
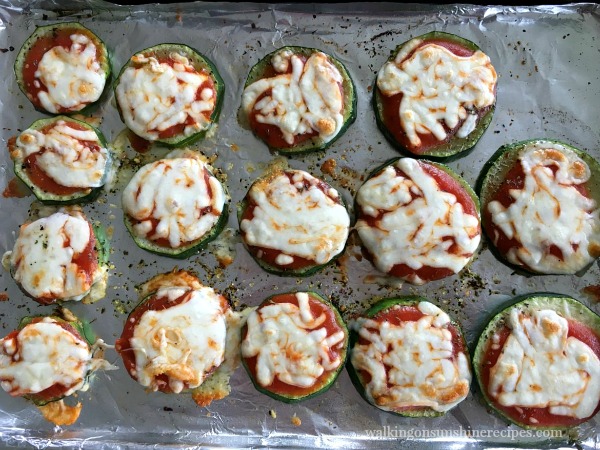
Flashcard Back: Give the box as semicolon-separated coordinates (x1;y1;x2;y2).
238;167;350;276
479;139;600;274
473;293;600;429
374;31;497;158
2;209;109;305
348;297;471;416
240;46;356;155
122;150;228;259
0;309;115;426
355;157;481;285
8;116;111;204
116;272;232;397
15;22;110;114
114;43;224;147
241;291;348;402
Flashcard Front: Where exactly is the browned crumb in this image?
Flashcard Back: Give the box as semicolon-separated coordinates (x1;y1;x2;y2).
38;400;82;426
290;413;301;427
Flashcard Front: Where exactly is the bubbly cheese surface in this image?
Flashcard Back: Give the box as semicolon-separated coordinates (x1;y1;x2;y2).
356;158;480;284
489;308;600;419
242;293;346;388
0;317;91;396
377;41;497;147
242;50;345;145
122;157;225;248
240;170;350;265
35;33;106;113
351;301;471;412
488;143;600;273
130;286;228;393
115;52;215;141
8;212;101;301
12;120;109;188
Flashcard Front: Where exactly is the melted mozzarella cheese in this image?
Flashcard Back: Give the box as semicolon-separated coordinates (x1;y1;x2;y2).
351;301;471;412
489;308;600;419
8;212;102;301
122;156;225;248
488;143;600;273
377;42;497;146
12;120;109;188
242;292;345;388
242;50;344;145
240;170;349;265
130;286;228;393
115;52;215;141
356;158;480;284
0;318;91;396
35;33;106;113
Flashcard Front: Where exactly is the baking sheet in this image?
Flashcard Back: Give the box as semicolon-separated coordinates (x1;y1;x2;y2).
0;1;599;448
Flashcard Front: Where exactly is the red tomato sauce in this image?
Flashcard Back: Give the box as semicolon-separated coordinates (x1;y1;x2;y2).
377;38;490;155
483;160;589;268
34;222;98;305
127;130;151;153
357;304;467;413
240;171;344;271
128;168;215;249
21;27;101;112
134;54;216;140
16;121;102;196
248;52;343;149
480;317;600;427
359;161;480;283
1;318;88;400
242;293;346;397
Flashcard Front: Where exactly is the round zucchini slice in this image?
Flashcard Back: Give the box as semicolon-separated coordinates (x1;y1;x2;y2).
239;46;356;155
355;157;481;285
238;167;350;276
241;291;348;403
15;22;111;114
115;278;231;394
0;310;96;407
122;152;228;259
114;43;224;147
3;210;109;305
473;293;600;429
8;116;111;204
374;31;497;158
478;139;600;274
348;297;471;417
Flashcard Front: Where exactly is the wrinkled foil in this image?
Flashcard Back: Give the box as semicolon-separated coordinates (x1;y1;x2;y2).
0;1;599;448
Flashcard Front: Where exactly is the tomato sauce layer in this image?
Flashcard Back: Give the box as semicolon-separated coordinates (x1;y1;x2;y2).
480;316;600;427
378;38;490;155
357;304;467;413
243;293;345;397
21;27;102;112
484;159;589;266
359;161;480;282
241;171;343;271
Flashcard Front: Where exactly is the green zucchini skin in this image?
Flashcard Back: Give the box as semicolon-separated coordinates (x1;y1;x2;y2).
114;43;224;147
472;293;600;430
15;312;95;406
14;22;111;115
241;291;349;403
10;116;111;205
373;31;496;159
240;46;356;155
477;139;600;275
237;169;350;277
347;296;471;417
